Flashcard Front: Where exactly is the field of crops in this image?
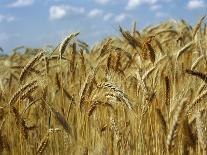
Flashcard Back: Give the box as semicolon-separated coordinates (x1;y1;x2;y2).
0;17;207;154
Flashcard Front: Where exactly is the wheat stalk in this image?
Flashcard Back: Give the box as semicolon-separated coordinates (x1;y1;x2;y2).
191;55;204;70
19;52;43;83
187;89;207;114
185;69;207;83
192;15;206;38
196;110;207;151
59;32;80;58
167;98;188;152
99;81;134;111
176;41;194;61
37;132;50;154
6;80;37;107
156;108;167;134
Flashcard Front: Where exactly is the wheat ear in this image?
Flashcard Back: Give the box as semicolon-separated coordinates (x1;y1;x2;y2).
19;52;43;83
59;32;80;58
167;98;187;152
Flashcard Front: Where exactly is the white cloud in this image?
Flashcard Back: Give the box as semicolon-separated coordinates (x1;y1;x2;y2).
147;0;158;4
88;9;103;18
114;13;127;22
0;14;16;23
49;5;85;20
187;0;206;9
8;0;34;8
66;6;85;14
67;6;85;14
94;0;110;5
150;4;162;10
103;13;113;21
126;0;142;10
126;0;158;10
155;11;168;18
49;6;66;20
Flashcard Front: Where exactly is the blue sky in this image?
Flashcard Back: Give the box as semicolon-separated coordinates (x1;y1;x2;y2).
0;0;207;53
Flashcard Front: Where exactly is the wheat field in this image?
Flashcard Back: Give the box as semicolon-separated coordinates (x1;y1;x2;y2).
0;17;207;155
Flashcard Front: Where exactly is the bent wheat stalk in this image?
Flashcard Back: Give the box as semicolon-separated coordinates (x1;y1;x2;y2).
5;80;37;107
59;32;80;59
19;52;44;83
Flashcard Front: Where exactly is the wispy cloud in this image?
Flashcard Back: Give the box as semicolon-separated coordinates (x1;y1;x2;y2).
187;0;206;9
49;5;85;20
0;14;16;23
88;9;103;18
93;0;110;5
126;0;158;10
8;0;34;8
155;11;168;18
65;5;85;14
114;13;128;22
150;4;162;10
103;13;113;21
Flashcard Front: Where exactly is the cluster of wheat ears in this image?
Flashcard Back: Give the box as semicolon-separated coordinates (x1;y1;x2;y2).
0;16;207;155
